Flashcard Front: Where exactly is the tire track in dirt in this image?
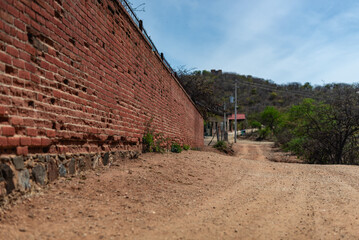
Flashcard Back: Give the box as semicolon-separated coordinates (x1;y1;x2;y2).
235;141;273;161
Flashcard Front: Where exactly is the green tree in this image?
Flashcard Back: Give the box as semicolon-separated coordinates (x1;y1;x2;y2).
260;106;282;134
284;86;359;164
302;82;313;90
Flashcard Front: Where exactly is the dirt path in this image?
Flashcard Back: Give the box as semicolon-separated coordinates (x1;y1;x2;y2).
1;140;359;239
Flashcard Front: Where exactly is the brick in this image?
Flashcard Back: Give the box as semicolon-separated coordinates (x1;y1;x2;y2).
10;117;23;125
31;138;42;146
0;9;13;24
31;1;42;14
19;51;31;62
20;136;31;146
19;70;31;80
6;45;19;58
0;29;13;44
27;128;38;136
25;44;36;55
46;129;56;138
17;31;27;41
7;137;20;146
0;137;7;146
0;51;12;65
25;62;37;73
2;126;15;136
31;74;40;84
13;1;26;13
25;5;36;20
14;19;26;31
7;4;20;18
40;60;50;70
0;106;7;115
13;39;26;51
58;146;68;153
17;146;28;155
53;89;62;98
41;138;52;146
13;58;25;69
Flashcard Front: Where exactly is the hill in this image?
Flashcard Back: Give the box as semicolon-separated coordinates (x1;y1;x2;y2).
177;69;356;119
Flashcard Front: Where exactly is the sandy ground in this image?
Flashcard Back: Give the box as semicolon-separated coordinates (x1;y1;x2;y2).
1;140;359;240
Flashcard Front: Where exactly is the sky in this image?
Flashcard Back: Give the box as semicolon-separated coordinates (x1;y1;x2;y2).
129;0;359;85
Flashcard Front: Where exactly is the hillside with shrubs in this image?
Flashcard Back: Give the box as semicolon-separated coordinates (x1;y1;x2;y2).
178;69;359;164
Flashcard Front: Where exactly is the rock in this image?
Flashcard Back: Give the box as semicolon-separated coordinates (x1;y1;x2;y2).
47;159;58;182
18;169;31;190
84;154;92;169
32;165;46;185
78;157;86;171
45;155;51;163
38;155;45;162
58;154;66;161
103;152;109;166
0;181;7;195
119;151;126;159
26;160;35;168
0;164;15;194
62;159;70;165
59;164;67;177
12;156;24;170
130;151;140;159
68;158;76;175
0;156;10;164
92;155;100;169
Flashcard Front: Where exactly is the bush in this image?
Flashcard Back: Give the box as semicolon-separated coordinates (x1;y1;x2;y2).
213;141;234;155
264;86;359;165
284;137;306;156
260;106;281;132
153;133;166;153
257;127;271;140
143;131;166;153
250;120;262;129
183;144;190;151
171;143;182;153
142;132;155;152
213;140;227;151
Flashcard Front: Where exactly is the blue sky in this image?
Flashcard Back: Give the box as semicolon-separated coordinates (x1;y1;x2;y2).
129;0;359;85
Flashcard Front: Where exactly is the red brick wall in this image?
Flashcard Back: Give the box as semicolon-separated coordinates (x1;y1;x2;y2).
0;0;203;155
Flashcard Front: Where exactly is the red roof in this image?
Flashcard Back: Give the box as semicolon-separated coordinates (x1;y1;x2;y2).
228;114;246;120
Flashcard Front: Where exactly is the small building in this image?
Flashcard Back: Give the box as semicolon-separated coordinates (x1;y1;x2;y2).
227;114;246;132
204;116;223;136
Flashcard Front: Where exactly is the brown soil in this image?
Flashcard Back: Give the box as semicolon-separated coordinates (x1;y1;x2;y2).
1;140;359;240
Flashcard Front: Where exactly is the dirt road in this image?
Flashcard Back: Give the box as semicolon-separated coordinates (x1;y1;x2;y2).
1;140;359;239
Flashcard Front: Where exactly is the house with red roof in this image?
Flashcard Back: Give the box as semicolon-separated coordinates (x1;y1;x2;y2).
227;113;246;132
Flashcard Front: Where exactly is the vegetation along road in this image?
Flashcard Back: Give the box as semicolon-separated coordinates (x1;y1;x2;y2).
1;140;359;239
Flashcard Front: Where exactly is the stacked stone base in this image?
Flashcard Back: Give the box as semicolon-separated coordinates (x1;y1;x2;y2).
0;150;140;199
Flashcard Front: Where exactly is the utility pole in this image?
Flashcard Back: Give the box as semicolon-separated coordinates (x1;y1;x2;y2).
223;103;226;141
234;81;237;143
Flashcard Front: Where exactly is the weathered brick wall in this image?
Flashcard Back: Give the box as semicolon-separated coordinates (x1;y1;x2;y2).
0;0;204;157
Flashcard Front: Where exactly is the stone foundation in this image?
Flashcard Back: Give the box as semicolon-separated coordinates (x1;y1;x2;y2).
0;150;140;198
